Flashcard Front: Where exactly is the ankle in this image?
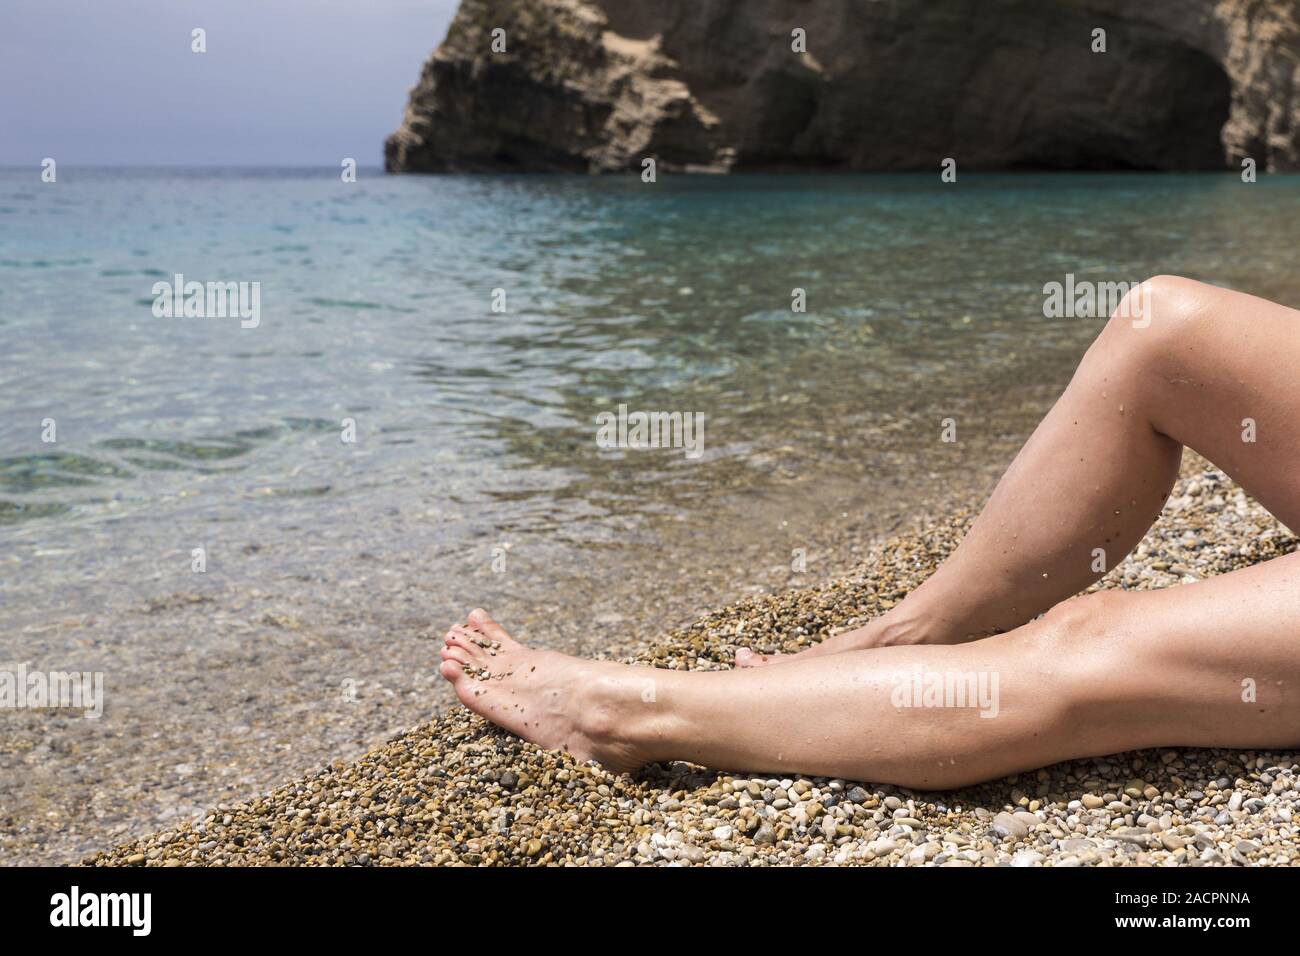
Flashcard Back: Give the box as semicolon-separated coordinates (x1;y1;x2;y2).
574;666;674;758
838;602;945;648
874;584;1013;646
577;671;660;743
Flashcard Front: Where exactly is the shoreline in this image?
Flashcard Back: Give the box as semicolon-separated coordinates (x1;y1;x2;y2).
87;454;1300;866
0;456;1000;866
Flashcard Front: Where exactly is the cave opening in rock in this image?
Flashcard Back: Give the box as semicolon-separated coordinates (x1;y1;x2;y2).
1002;39;1233;171
729;18;1236;173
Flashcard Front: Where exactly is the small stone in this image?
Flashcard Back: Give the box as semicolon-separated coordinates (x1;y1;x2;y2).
991;812;1029;840
1012;810;1039;828
1112;828;1151;846
1060;838;1096;853
820;815;838;843
1159;833;1185;852
867;838;898;857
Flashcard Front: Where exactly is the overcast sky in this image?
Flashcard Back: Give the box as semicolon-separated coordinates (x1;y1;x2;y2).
0;0;459;166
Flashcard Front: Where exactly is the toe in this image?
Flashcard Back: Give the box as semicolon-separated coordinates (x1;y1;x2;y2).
440;645;473;667
446;628;492;664
439;659;483;707
439;659;463;683
467;608;515;646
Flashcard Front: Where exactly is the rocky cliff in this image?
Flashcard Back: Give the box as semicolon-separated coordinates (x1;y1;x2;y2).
385;0;1300;172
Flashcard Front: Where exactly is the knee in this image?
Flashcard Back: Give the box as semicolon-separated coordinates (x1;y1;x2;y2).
1102;274;1209;344
1038;591;1123;644
1019;594;1132;709
1087;275;1216;385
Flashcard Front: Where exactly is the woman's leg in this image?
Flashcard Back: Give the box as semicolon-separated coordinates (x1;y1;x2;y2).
740;275;1300;665
442;561;1300;788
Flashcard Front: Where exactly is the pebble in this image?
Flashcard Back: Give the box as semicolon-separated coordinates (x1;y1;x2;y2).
1159;833;1185;852
992;812;1029;840
1011;849;1044;867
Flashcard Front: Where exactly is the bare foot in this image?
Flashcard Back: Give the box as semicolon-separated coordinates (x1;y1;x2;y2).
438;608;650;772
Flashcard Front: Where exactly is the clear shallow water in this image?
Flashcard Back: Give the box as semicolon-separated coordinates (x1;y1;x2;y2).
4;169;1300;609
3;173;1295;478
3;169;1300;860
4;171;1299;556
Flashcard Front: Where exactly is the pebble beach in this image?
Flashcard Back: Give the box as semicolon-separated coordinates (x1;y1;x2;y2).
88;455;1300;867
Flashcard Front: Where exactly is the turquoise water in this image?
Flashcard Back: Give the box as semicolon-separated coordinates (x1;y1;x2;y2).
3;170;1300;624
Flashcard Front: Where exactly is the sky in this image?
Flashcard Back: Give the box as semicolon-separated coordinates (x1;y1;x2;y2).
0;0;460;166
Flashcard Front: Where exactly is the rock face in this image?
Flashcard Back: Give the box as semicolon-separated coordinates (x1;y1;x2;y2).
385;0;1300;173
